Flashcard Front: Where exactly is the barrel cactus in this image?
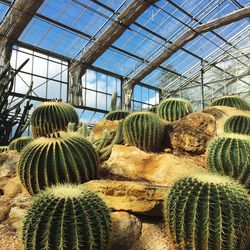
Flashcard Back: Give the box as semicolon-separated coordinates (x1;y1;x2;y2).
122;112;164;152
17;132;99;195
22;184;111;250
31;100;79;138
164;174;250;250
105;110;130;121
0;146;8;152
206;134;250;187
9;136;33;152
157;98;193;122
224;115;250;135
211;95;250;110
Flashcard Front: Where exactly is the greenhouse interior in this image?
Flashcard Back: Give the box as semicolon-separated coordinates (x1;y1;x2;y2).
0;0;250;249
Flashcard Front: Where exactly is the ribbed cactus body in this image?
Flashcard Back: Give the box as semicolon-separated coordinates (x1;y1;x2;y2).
164;174;250;250
211;95;250;110
157;98;193;122
22;184;111;250
105;110;130;121
122;112;164;152
0;146;8;152
17;132;99;195
206;135;250;187
8;136;33;152
31;101;79;138
224;115;250;135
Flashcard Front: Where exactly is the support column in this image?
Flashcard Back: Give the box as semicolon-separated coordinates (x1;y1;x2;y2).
200;60;205;109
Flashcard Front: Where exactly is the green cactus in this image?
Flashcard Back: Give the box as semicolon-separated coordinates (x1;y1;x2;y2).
31;100;79;138
22;184;112;250
77;122;91;137
105;110;130;121
122;112;164;152
157;98;193;122
164;173;250;250
8;136;33;152
0;146;8;152
206;134;250;187
110;91;118;111
224;115;250;135
17;132;99;195
211;95;250;110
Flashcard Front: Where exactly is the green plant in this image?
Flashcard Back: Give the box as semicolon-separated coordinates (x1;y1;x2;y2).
122;112;164;152
30;100;79;138
77;122;91;137
211;95;250;110
17;132;99;195
164;174;250;250
105;110;130;121
157;98;193;122
0;146;8;152
224;115;250;135
110;91;118;111
22;184;111;250
206;134;250;187
8;136;33;152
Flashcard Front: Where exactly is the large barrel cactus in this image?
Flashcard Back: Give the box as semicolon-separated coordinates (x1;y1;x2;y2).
9;136;33;152
211;95;250;110
224;115;250;135
105;110;130;121
164;174;250;250
122;112;164;152
17;132;99;195
31;100;79;138
22;184;111;250
206;134;250;187
157;98;193;122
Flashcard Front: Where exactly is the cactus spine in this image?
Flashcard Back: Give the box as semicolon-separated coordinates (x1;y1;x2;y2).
31;100;79;138
206;134;250;187
211;95;250;110
17;132;99;195
157;98;193;122
22;184;111;250
105;110;130;121
122;112;164;152
224;115;250;135
8;136;33;152
164;174;250;250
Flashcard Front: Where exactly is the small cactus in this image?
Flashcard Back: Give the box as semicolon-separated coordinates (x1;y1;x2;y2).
110;91;118;111
122;112;164;152
211;95;250;110
22;184;112;250
224;115;250;135
206;134;250;187
157;98;193;122
164;173;250;250
105;110;130;121
17;132;99;195
8;136;33;152
0;146;8;152
31;100;79;138
77;122;91;137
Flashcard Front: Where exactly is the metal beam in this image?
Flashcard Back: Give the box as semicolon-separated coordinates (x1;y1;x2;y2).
0;0;44;65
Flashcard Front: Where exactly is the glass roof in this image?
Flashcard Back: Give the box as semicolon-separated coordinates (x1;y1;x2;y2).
0;0;250;98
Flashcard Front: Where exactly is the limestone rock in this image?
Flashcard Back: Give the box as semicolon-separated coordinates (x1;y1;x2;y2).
203;106;250;135
9;206;26;231
4;177;26;199
0;151;19;178
92;119;120;140
102;145;205;185
83;180;169;216
110;212;142;250
168;112;216;154
0;202;10;223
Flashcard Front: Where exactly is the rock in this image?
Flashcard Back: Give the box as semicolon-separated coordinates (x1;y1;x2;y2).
110;212;142;250
130;220;170;250
203;106;250;135
92;119;120;140
10;193;32;209
9;206;26;231
0;202;10;223
83;180;169;216
0;151;19;178
102;145;206;185
4;177;25;199
168;112;216;154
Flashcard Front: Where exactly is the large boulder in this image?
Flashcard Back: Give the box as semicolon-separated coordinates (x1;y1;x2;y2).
101;145;206;185
83;180;170;216
92;119;120;140
167;112;216;154
203;106;250;135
